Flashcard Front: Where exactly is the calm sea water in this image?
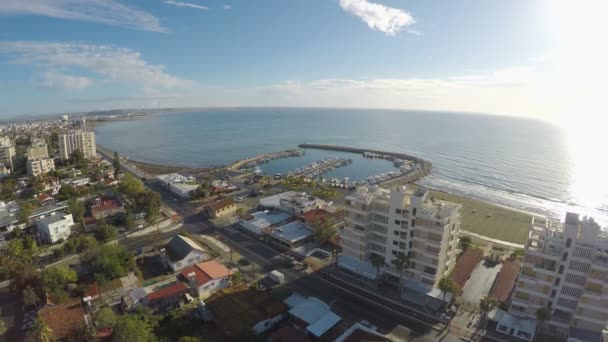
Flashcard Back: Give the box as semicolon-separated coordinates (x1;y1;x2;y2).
95;109;608;226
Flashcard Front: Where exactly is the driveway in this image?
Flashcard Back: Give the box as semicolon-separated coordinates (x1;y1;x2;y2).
459;261;502;311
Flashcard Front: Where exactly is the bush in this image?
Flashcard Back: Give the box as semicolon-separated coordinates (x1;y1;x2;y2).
94;224;118;243
55;238;64;245
52;248;65;259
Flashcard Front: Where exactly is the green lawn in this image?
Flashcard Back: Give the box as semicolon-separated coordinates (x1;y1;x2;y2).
430;190;533;245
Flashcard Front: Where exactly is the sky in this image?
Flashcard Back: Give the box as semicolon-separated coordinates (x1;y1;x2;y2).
0;0;605;124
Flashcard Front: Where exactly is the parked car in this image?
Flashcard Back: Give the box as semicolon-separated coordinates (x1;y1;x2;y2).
234;196;245;203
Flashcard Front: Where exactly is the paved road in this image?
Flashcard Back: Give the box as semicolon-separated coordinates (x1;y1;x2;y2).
459;261;502;311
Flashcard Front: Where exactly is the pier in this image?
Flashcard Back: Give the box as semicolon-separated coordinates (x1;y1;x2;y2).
298;144;432;185
228;149;304;171
289;157;351;178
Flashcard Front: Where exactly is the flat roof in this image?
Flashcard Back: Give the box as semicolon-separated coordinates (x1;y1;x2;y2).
0;200;68;227
259;191;297;208
38;213;72;225
240;211;291;235
270;221;311;243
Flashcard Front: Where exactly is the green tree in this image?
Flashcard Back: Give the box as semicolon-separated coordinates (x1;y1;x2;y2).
113;314;156;342
86;245;137;283
369;254;385;279
65;324;96;342
95;307;117;329
144;191;161;224
26;319;53;342
459;236;472;252
22;285;39;310
68;199;85;223
438;276;460;304
124;211;135;230
17;202;32;225
118;173;144;198
311;218;337;245
113;152;121;178
236;207;246;216
41;265;77;303
231;271;243;285
23;235;38;256
57;184;79;201
0;179;16;201
179;337;206;342
69;150;86;169
94;224;118;243
391;253;411;293
8;261;40;293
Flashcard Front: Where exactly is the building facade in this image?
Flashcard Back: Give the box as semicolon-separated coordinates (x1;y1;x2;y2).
27;157;55;177
58;131;96;160
26;144;49;159
37;213;74;243
0;144;16;172
340;186;461;292
510;213;608;339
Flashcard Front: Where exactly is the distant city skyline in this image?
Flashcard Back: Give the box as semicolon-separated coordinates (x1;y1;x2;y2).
0;0;605;125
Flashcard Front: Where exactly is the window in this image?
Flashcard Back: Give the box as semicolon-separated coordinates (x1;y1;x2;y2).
394;219;401;225
410;230;414;237
395;209;402;214
393;241;398;246
411;219;416;227
394;230;399;236
562;252;568;261
558;265;565;274
412;208;417;216
424;266;436;275
566;238;572;248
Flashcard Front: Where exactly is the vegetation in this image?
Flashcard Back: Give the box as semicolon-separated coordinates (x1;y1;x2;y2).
113;152;121;178
56;184;79;201
95;307;117;329
26;319;53;342
69;150;87;170
113;313;157;342
459;236;472;252
369;254;385;278
311;186;338;200
438;276;460;303
236;207;246;216
479;296;499;329
124;210;135;230
118;173;145;198
63;235;99;255
94;224;118;243
282;176;312;190
22;285;39;310
17;202;32;225
83;244;138;283
231;271;243;285
391;254;411;292
67;199;86;223
311;218;337;245
40;265;77;303
119;173;162;223
0;178;16;201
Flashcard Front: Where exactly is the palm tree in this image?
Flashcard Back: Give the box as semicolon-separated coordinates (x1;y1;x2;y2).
391;254;411;293
535;307;551;338
369;254;386;280
438;276;459;303
479;296;499;330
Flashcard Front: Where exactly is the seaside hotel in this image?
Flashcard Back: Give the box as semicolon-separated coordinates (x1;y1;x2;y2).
339;185;461;307
58;130;97;161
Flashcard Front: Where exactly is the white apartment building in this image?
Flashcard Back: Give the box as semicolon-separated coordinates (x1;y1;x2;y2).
0;137;15;172
58;131;96;160
510;213;608;340
27;157;55;177
37;213;74;243
26;144;49;159
339;185;461;301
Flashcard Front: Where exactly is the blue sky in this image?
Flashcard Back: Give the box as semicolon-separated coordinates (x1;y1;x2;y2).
0;0;604;122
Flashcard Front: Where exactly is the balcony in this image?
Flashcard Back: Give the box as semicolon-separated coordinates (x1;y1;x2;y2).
593;254;608;268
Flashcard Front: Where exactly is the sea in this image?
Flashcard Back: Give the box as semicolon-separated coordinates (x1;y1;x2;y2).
95;108;608;226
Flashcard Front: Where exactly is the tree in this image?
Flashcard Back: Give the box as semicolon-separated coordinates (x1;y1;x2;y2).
113;314;156;342
68;199;85;223
113;152;121;178
459;236;472;252
479;296;499;330
311;218;337;245
23;285;39;310
94;224;118;243
17;202;32;225
0;179;16;201
95;307;117;329
65;324;96;342
369;254;385;279
26;319;53;342
69;150;86;169
118;173;144;198
144;191;161;224
57;184;79;201
236;207;246;216
391;253;411;293
124;211;135;230
41;265;77;303
179;337;206;342
86;245;137;283
438;276;460;304
231;271;243;285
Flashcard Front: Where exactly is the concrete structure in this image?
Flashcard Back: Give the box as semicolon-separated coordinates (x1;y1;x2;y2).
239;211;291;236
0;139;16;172
26;144;49;159
283;293;342;339
204;198;237;218
0;201;68;243
181;260;231;298
260;191;328;215
90;197;124;220
27;157;55;177
145;282;188;312
156;173;198;198
488;307;536;341
339;185;461;302
161;235;208;271
37;213;74;243
58;130;96;160
510;213;608;339
268;221;312;255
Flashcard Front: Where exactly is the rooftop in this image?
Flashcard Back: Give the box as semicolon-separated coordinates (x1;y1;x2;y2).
146;282;187;302
38;300;86;340
181;260;230;286
286;295;341;338
38;213;72;225
156;173;196;184
270;221;312;243
165;235;206;262
91;198;122;214
490;257;521;302
451;247;484;289
206;198;236;212
240;211;291;235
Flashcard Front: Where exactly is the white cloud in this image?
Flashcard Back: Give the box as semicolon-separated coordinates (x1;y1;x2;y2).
164;1;208;10
39;71;92;90
0;0;166;32
339;0;415;36
0;41;193;89
224;4;232;10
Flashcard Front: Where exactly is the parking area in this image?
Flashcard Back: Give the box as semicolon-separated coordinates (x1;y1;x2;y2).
459;261;502;311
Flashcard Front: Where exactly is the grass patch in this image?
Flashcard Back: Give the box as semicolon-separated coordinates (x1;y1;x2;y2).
430;190;532;245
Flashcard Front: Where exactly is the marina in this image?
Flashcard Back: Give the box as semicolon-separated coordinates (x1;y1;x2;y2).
288;157;352;178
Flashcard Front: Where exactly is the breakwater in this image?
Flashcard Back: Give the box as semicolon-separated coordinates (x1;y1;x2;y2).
298;144;432;185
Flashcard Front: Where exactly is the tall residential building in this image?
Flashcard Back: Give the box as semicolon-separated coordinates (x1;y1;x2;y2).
26;144;49;159
58;131;96;161
0;137;15;172
340;186;461;298
510;213;608;339
27;157;55;177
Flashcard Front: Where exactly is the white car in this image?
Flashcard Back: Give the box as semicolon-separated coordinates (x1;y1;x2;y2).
234;196;245;202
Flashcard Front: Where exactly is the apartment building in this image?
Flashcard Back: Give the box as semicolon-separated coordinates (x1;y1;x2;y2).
58;131;96;160
27;157;55;177
37;213;74;244
0;137;15;172
510;213;608;339
26;144;49;159
340;185;461;299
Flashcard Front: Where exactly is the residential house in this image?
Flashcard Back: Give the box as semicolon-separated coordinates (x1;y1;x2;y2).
61;176;91;187
267;221;312;255
27;157;56;177
204;198;237;218
37;299;89;340
36;193;55;207
487;307;536;342
37;213;74;243
0;201;68;243
82;272;141;309
489;257;521;304
206;284;288;336
283;293;342;339
161;235;208;271
145;282;188;312
260;191;329;215
181;260;231;298
156;173;198;198
335;321;392;342
90;197;124;220
239;211;291;237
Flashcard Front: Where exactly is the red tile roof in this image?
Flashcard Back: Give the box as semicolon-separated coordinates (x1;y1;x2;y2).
37;193;54;204
452;248;484;288
91;199;121;214
300;209;332;223
38;300;86;340
146;282;187;302
181;260;230;286
490;258;521;302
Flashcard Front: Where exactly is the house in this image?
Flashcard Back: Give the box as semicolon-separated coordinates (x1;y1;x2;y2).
489;257;521;304
259;191;328;215
180;260;231;298
267;221;312;255
335;321;392;342
37;213;74;243
268;326;311;342
101;178;118;187
204;198;237;218
145;282;188;312
156;173;198;198
239;211;291;237
283;293;342;339
82;272;140;309
38;299;89;340
206;284;288;336
0;201;69;242
61;176;91;187
36;193;55;207
488;307;536;342
83;217;98;232
161;235;208;271
90;197;124;220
